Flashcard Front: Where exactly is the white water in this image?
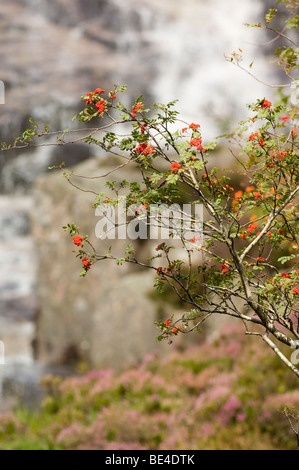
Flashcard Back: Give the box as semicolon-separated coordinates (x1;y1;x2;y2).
0;197;36;298
111;0;272;139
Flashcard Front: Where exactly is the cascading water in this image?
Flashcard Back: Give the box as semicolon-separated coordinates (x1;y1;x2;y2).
110;0;273;138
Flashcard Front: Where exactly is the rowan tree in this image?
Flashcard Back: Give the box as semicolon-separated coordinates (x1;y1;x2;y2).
2;0;299;376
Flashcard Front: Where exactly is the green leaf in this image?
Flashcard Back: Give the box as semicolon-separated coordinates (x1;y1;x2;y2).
166;174;180;185
277;255;296;265
204;142;217;151
265;8;277;24
125;244;135;255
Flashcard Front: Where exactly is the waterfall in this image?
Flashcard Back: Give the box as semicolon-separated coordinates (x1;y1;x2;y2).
109;0;272;138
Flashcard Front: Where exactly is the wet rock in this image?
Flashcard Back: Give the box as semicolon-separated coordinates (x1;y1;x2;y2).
0;294;38;322
49;143;92;168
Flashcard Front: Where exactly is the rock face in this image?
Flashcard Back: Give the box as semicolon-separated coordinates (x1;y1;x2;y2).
32;157;175;369
0;0;159;191
0;0;159;144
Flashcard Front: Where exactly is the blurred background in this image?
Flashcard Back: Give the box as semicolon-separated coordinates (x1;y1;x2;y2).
0;0;282;409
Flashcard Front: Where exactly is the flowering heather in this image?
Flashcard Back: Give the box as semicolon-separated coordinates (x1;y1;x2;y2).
0;324;298;450
216;395;243;425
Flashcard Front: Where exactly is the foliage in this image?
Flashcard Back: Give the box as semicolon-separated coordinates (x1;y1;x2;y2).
0;325;298;450
61;3;298;376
